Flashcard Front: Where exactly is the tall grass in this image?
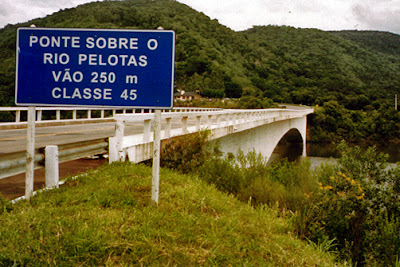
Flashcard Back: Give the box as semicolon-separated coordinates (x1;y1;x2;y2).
198;149;317;211
195;142;400;265
0;162;336;266
161;133;400;265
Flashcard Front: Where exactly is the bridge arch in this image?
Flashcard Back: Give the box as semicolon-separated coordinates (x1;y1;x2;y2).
269;128;305;163
213;116;307;162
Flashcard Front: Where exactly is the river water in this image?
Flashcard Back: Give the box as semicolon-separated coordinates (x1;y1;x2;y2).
270;142;400;169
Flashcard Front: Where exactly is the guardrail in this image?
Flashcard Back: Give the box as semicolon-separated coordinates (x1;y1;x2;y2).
0;107;313;180
0;106;222;129
0;138;108;180
0;106;221;179
110;108;314;163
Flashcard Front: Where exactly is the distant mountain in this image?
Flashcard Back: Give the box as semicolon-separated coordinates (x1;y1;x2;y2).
0;0;250;106
0;0;399;110
242;25;400;108
330;30;400;57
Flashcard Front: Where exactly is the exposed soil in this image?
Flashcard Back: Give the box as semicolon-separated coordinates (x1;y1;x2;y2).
0;158;107;200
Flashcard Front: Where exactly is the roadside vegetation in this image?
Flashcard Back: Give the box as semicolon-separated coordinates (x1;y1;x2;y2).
162;132;400;266
0;159;336;266
0;133;399;265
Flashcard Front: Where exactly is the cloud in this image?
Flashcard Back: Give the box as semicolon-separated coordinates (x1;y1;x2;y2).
1;0;400;34
0;0;94;28
0;0;20;25
179;0;361;32
352;1;400;33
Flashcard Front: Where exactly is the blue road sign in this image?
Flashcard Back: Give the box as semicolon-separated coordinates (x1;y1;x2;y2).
16;28;175;108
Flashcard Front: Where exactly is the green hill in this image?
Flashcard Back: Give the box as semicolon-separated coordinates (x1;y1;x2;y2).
0;162;337;265
242;25;400;108
0;0;251;105
1;0;400;106
1;0;400;142
330;30;400;57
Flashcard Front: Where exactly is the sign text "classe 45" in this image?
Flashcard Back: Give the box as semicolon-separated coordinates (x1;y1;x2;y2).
16;28;175;108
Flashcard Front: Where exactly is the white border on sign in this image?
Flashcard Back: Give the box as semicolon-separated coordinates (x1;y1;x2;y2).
15;27;175;110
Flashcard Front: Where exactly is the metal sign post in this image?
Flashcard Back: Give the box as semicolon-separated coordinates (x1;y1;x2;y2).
25;106;35;199
16;27;175;203
152;110;161;204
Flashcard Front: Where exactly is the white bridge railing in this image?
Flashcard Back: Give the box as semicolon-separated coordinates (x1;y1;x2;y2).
109;108;314;163
0;106;221;129
0;106;313;199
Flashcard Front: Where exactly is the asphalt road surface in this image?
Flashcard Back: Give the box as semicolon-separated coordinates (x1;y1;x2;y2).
0;122;117;154
0;117;200;199
0;117;199;154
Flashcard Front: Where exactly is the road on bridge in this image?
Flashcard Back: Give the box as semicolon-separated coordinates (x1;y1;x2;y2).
0;117;198;154
0;118;196;200
1;122;121;154
1;122;114;154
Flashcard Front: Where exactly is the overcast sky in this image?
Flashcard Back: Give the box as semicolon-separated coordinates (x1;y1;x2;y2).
1;0;399;34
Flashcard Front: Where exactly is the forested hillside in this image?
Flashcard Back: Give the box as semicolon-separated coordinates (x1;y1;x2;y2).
243;26;400;108
1;0;399;142
330;30;400;57
0;0;251;106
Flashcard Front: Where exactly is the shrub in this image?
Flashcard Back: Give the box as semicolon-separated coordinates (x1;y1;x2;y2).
163;133;400;265
297;141;400;265
198;149;317;210
160;130;217;174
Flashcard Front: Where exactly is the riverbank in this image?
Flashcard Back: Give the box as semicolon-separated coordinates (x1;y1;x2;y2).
270;140;400;165
0;162;337;266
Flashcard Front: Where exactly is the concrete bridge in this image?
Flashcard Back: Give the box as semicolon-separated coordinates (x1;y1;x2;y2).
109;107;313;164
0;106;313;185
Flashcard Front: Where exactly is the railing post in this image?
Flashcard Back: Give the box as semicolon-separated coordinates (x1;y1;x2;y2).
101;110;105;118
115;119;125;161
181;116;188;134
16;110;21;123
165;117;171;138
208;115;212;129
56;110;61;121
87;110;92;119
45;145;59;189
143;119;151;142
73;110;77;120
36;110;42;122
196;115;201;131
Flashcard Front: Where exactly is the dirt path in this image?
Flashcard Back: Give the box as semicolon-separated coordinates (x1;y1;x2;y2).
0;158;107;200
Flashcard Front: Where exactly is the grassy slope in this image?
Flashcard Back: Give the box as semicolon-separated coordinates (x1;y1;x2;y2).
0;162;336;266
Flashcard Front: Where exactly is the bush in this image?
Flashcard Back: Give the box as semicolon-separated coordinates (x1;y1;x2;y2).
162;133;400;265
198;150;316;210
296;141;400;265
160;130;217;174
